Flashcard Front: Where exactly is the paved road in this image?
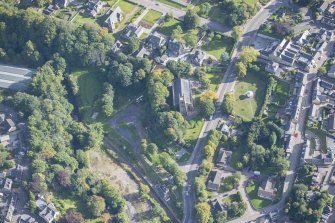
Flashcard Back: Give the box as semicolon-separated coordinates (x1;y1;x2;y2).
127;0;231;33
0;64;34;90
180;0;300;222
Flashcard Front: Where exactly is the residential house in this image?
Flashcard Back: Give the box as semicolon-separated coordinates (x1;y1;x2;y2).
135;46;150;58
168;39;184;57
19;214;38;223
191;50;206;66
265;62;279;73
104;7;123;32
328;114;335;132
147;32;166;49
210;198;227;214
302;139;335;166
257;177;277;200
5;196;15;223
305;190;316;202
43;5;57;15
328;64;335;79
3;178;12;194
88;0;104;18
55;0;70;8
111;40;124;53
216;148;232;167
207;170;223;192
4;118;16;133
321;205;333;222
311;171;325;186
36;199;59;223
0;134;10;147
122;24;144;39
172;78;193;116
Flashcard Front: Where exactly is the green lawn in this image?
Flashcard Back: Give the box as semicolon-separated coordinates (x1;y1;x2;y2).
209;7;227;25
222;193;240;204
184;119;204;148
73;14;101;29
104;0;118;7
203;70;222;91
202;35;235;60
156;0;187;9
70;69;104;122
157;18;182;36
142;9;163;25
114;0;136;13
246;180;272;209
233;72;266;121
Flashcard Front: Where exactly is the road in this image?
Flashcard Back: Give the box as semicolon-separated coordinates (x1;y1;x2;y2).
180;0;298;222
127;0;231;34
0;64;34;90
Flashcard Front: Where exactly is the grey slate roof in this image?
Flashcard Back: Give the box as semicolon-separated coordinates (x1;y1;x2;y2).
172;78;192;107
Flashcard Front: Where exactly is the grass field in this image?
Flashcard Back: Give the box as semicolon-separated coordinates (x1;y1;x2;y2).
70;69;104;122
222;193;240;204
114;0;136;13
105;0;118;7
246;180;272;209
73;14;101;29
202;35;235;60
203;70;222;91
184;119;204;148
233;72;266;121
157;18;182;36
156;0;187;9
142;9;163;25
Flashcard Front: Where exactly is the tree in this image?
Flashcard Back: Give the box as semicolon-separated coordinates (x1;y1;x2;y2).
195;202;211;223
199;97;215;117
236;61;247;78
31;159;47;173
199;2;212;17
222;93;235;114
319;66;327;75
65;210;85;223
22;40;40;65
101;213;111;223
184;33;198;48
126;36;140;54
221;51;229;62
271;22;290;36
101;83;114;116
232;26;243;41
57;170;71;188
171;25;183;39
183;10;199;30
239;47;260;64
87;195;106;217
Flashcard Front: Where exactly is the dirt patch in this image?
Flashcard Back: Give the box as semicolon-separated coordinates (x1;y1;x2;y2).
89;149;155;222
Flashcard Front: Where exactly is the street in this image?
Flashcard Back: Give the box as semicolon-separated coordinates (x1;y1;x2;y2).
180;0;307;222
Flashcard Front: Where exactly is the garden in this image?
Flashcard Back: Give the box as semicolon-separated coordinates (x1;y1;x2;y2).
233;72;267;121
202;34;235;60
246;180;272;209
